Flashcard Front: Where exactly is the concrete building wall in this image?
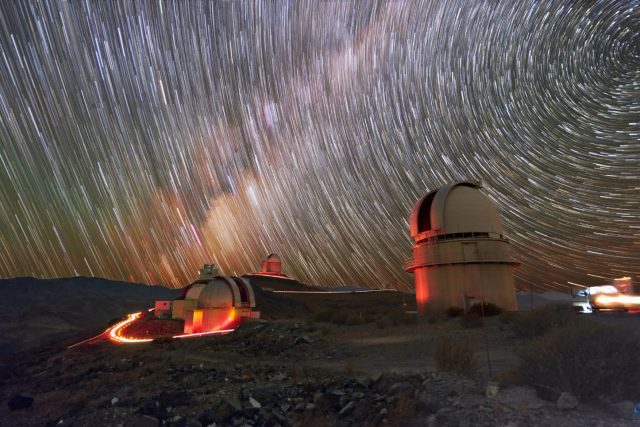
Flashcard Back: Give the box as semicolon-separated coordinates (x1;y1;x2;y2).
415;264;516;312
184;308;240;334
171;299;198;320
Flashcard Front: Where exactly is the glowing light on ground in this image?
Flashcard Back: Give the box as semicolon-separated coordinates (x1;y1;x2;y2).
108;312;153;343
173;329;235;339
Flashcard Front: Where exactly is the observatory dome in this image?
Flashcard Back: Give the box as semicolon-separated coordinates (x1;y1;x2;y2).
198;278;235;308
184;283;206;300
410;182;503;240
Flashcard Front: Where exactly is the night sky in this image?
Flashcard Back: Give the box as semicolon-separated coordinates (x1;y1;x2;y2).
0;1;638;290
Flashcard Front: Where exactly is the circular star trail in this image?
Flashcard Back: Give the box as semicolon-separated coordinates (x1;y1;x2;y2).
0;1;638;291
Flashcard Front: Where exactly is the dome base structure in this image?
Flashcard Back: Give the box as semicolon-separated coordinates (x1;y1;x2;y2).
407;182;518;314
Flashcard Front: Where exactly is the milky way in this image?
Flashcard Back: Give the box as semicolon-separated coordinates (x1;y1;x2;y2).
0;1;638;290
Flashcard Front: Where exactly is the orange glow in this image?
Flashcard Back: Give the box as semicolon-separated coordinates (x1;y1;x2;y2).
173;328;235;339
108;312;153;343
595;294;640;307
414;270;430;313
174;307;238;338
192;309;203;333
72;306;243;346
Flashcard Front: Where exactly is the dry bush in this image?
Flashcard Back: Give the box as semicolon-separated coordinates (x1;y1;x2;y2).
434;337;477;376
390;310;418;326
510;304;576;339
446;306;465;318
515;320;640;402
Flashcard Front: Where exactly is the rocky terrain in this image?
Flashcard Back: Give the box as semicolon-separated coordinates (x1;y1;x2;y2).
1;316;638;426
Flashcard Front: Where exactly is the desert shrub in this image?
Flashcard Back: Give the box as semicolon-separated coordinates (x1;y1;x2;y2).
510;304;576;339
345;314;364;326
434;337;476;376
390;310;418;326
312;309;354;325
460;312;483;328
446;306;465;318
467;302;502;317
515;321;640;402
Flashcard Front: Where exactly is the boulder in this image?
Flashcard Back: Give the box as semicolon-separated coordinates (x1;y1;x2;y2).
294;336;312;345
215;398;242;423
338;401;355;417
388;382;413;397
557;392;578;410
248;397;261;409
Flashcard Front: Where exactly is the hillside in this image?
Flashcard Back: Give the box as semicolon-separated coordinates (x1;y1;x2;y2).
0;277;178;356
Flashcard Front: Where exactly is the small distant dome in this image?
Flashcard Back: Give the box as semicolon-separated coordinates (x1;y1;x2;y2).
410;181;503;239
261;253;283;275
198;278;234;308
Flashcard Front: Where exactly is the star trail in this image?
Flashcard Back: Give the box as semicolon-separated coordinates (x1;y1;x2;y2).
0;1;638;290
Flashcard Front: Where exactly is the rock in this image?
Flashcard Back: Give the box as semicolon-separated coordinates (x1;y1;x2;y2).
248;397;261;409
294;336;311;345
327;389;345;397
388;382;413;397
215;398;242;422
351;392;364;400
280;402;292;412
313;392;330;411
111;397;119;406
557;392;578;410
8;393;33;411
305;403;315;411
370;372;383;383
252;385;284;405
485;381;499;398
372;374;390;392
125;415;159;427
338;401;355;417
293;402;305;412
379;407;388;415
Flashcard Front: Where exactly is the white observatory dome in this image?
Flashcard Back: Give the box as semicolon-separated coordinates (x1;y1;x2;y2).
410;182;503;239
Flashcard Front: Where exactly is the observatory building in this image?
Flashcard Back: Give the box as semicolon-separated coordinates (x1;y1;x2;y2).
406;181;518;313
258;253;286;277
155;264;259;334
